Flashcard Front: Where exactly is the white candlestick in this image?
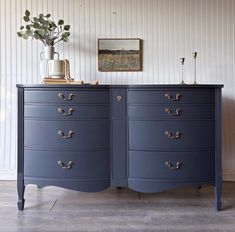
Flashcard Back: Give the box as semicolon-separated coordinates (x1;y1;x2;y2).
192;52;197;84
180;58;185;84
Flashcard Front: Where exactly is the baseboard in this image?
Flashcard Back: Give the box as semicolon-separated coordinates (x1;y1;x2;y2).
223;171;235;181
0;170;17;180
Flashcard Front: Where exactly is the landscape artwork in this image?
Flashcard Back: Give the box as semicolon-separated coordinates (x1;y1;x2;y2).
98;39;142;71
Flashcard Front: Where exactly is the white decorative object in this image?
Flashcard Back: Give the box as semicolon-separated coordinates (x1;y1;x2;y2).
17;10;71;80
39;46;59;78
180;58;185;84
48;60;66;78
192;52;198;84
41;46;59;60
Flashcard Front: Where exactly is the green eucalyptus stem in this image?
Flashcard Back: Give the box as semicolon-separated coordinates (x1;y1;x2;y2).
49;29;63;45
53;37;65;45
17;10;71;47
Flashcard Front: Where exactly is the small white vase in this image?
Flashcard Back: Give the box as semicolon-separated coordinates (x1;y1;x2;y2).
40;46;59;78
40;46;59;60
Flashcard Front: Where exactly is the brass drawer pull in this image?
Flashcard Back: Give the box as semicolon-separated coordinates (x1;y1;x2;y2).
165;108;181;116
165;161;182;170
116;95;122;101
165;130;181;139
57;160;74;169
165;93;181;101
58;107;74;116
58;93;74;101
58;130;74;139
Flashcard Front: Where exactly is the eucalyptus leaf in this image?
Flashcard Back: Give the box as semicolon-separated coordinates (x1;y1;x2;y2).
34;33;40;39
62;37;68;42
62;32;70;37
33;17;39;22
58;19;64;25
39;17;45;24
33;22;40;29
34;30;42;37
64;25;70;31
17;31;23;37
26;25;31;30
23;16;30;22
25;10;30;17
26;30;33;35
44;22;49;29
22;34;29;39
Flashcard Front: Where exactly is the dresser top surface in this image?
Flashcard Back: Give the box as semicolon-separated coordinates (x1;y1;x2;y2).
17;84;223;89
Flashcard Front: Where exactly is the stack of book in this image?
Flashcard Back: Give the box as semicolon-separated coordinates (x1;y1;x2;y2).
42;77;74;84
42;78;99;85
70;80;99;85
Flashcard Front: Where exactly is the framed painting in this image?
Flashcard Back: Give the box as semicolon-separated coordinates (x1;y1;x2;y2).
98;38;142;72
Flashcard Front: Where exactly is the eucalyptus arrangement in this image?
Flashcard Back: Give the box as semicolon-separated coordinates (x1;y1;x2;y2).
17;10;71;79
17;10;70;46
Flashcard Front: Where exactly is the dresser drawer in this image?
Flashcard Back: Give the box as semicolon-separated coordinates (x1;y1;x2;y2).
128;90;214;104
128;105;214;119
24;150;110;179
129;150;214;180
24;90;109;104
25;120;109;149
25;104;109;119
129;120;214;150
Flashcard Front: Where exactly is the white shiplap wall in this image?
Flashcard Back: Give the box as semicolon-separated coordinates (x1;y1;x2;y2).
0;0;235;180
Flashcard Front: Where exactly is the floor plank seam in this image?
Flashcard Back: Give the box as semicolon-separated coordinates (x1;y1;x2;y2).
50;199;57;212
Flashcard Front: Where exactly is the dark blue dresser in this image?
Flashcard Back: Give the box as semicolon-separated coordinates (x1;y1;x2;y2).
17;84;223;211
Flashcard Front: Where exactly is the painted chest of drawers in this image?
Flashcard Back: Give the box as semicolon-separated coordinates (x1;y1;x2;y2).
17;84;223;211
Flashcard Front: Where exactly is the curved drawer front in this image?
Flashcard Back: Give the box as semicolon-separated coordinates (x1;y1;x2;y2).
25;120;109;149
24;90;109;104
24;150;110;179
129;120;214;150
25;105;109;119
128;105;214;120
129;150;214;179
128;90;214;104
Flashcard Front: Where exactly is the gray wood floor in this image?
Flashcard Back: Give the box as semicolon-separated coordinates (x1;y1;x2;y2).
0;181;235;232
